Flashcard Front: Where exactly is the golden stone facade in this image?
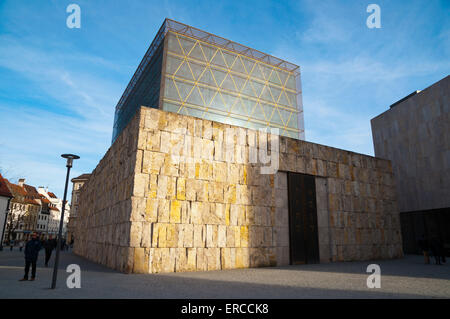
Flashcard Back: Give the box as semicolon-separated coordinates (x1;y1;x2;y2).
74;107;403;273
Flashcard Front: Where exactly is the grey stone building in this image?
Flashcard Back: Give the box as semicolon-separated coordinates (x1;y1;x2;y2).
371;75;449;255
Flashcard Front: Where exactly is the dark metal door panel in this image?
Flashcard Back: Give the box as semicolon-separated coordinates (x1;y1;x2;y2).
288;173;320;264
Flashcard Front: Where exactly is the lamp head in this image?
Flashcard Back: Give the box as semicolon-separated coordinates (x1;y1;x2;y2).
61;154;80;168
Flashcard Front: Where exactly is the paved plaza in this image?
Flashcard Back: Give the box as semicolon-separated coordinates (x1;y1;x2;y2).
0;249;449;298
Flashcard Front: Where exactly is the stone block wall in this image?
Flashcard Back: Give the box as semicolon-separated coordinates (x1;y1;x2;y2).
74;106;403;273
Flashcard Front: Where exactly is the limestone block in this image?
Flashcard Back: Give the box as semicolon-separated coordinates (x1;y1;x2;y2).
158;224;167;248
206;248;221;271
229;204;239;226
235;248;249;268
221;248;232;269
213;162;227;183
226;226;235;247
224;184;236;204
208;181;224;203
157;199;170;223
175;247;187;272
131;196;146;222
237;205;247;225
166;224;178;247
183;224;194;247
180;201;191;224
195;179;208;202
240;226;249;247
190;201;203;224
133;174;149;197
193;224;206;247
169;200;181;223
227;164;240;184
202;139;214;160
234;226;241;247
157;175;168;199
141;222;151;248
186;248;197;271
133;247;149;273
130;222;142;247
185;179;196;201
218;225;227;247
146;130;161;152
160;131;171;154
206;224;217;248
196;248;207;271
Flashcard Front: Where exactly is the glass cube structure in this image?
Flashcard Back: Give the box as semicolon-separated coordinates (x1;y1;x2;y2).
112;19;305;143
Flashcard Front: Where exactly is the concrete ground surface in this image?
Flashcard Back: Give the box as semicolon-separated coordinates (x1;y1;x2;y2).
0;250;449;298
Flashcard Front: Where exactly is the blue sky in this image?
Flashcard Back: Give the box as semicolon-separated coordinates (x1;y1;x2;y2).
0;0;449;197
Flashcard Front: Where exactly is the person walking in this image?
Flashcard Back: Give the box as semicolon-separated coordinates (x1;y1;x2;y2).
430;237;442;265
418;235;430;264
19;232;42;281
43;235;55;267
9;239;14;251
19;240;24;252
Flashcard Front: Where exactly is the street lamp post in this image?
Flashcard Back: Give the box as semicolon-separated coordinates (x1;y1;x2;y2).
51;154;79;289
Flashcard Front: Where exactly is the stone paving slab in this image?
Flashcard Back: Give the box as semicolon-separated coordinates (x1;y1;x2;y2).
0;250;449;299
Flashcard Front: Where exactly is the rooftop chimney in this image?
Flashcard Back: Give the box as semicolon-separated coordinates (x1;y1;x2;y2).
18;178;25;187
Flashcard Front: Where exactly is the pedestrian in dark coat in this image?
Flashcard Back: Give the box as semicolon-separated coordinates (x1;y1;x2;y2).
418;236;430;264
430;238;442;265
43;235;55;267
19;233;42;281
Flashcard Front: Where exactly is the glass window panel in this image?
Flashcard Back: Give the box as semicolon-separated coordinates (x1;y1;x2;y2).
278;90;290;107
270;107;283;126
210;50;227;68
189;61;205;81
211;69;227;87
260;85;274;102
240;97;255;116
269;70;282;85
198;86;215;106
251;103;267;121
278;71;289;87
201;44;216;62
164;78;180;100
286;92;297;107
251;81;264;98
175;61;194;81
198;68;215;87
285;112;298;129
286;76;296;90
231;98;247;117
185;106;205;119
210;91;225;111
222;51;237;68
162;101;181;114
232;74;246;93
260;64;272;81
189;43;206;62
220;92;238;112
186;86;204;106
178;36;196;56
174;80;194;101
251;63;264;80
240;80;256;97
220;73;237;91
167;34;183;55
166;55;183;75
231;57;246;74
241;57;255;75
270;86;282;103
279;108;293;126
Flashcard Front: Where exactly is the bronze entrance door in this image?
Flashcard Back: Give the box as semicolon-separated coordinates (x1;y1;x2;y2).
288;172;320;264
